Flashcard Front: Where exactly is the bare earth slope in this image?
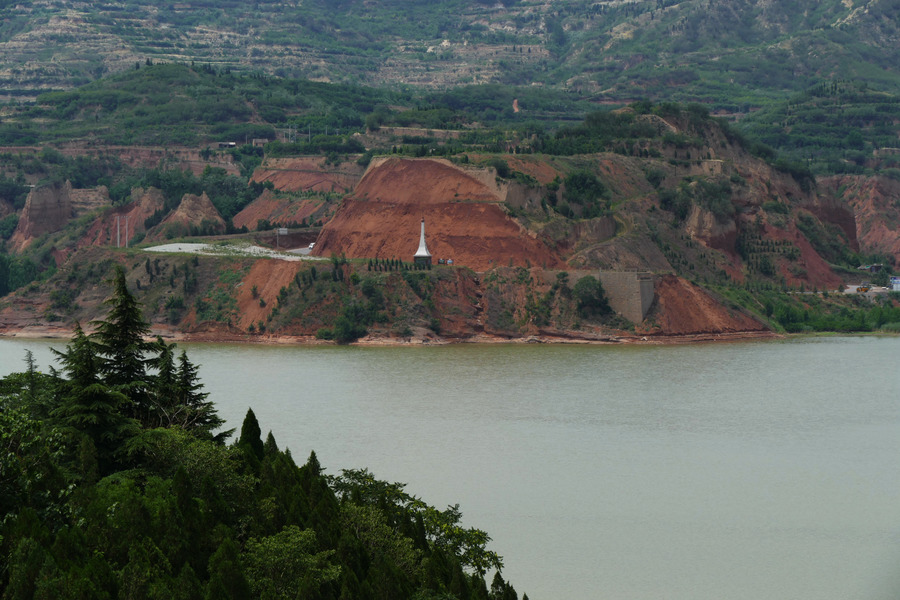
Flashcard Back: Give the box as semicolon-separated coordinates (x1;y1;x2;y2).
820;174;900;264
9;181;74;252
313;157;565;271
147;192;225;241
250;157;365;193
641;275;769;336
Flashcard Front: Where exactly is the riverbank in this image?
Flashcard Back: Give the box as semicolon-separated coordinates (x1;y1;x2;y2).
0;322;781;346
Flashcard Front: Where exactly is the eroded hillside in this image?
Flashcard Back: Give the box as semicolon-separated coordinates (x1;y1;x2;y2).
0;247;770;343
313;157;565;271
1;100;895;343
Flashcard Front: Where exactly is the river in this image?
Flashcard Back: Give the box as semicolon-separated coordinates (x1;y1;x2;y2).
2;336;899;599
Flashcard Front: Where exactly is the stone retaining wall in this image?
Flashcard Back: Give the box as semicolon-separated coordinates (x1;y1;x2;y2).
543;269;655;324
597;270;655;323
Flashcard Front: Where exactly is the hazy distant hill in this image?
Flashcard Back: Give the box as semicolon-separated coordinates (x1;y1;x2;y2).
2;0;899;111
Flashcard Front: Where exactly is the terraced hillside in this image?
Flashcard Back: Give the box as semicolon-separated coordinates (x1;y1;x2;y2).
2;0;899;111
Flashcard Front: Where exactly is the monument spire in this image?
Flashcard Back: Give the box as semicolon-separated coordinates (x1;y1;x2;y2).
413;217;432;266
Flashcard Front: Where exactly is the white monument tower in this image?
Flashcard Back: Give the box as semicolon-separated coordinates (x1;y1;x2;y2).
413;218;432;267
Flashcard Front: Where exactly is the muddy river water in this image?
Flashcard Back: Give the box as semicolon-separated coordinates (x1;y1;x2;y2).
2;335;899;599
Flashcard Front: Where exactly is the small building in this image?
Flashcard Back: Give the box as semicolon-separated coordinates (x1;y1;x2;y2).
413;218;432;267
858;264;884;273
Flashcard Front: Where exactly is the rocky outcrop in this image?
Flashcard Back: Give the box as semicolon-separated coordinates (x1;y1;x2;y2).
148;192;225;241
798;183;859;252
819;174;900;263
70;186;111;216
8;181;74;252
684;204;738;253
78;188;164;249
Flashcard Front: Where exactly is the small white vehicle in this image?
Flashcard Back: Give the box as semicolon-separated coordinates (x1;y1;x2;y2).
308;242;316;249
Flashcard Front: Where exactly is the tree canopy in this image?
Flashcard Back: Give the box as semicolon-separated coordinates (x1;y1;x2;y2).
0;270;516;600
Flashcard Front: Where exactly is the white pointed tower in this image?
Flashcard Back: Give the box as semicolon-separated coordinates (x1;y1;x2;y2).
413;218;432;267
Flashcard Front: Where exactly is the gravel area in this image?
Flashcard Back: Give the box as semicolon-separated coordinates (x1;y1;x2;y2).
145;242;324;261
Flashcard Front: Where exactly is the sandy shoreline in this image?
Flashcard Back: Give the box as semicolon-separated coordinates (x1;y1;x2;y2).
0;324;780;346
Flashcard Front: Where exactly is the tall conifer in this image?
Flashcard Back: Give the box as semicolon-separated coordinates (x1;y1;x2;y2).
238;408;264;460
91;266;155;424
52;324;139;474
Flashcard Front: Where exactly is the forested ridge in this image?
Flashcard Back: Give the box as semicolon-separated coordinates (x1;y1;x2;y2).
0;269;521;600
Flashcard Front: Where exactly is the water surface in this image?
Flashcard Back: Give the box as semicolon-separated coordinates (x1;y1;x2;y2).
2;336;899;599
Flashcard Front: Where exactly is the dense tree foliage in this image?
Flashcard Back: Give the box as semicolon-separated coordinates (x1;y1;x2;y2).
0;274;516;600
572;276;612;320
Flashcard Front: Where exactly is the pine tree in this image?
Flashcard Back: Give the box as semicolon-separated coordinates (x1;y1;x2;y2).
150;336;178;428
52;324;140;475
175;350;229;442
238;408;264;460
173;564;203;600
205;537;252;600
263;431;279;456
4;537;49;600
91;266;155;424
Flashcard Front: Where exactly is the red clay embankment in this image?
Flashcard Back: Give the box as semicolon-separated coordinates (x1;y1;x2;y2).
313;157;565;271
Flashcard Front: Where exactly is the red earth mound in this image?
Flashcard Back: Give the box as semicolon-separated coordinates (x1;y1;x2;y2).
233;189;324;230
251;157;365;193
146;192;224;241
762;221;843;290
352;157;500;204
468;153;563;185
233;260;305;330
642;275;768;336
313;157;564;270
8;181;74;252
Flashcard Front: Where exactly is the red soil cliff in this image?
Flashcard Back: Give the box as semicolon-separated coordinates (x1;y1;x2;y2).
313;157;565;270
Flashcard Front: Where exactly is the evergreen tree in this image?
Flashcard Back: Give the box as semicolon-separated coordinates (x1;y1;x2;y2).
4;537;50;600
238;407;264;460
52;324;140;475
149;340;228;441
471;574;491;600
489;571;518;600
175;350;229;441
263;431;279;456
173;564;203;600
205;537;252;600
91;266;155;424
150;336;178;427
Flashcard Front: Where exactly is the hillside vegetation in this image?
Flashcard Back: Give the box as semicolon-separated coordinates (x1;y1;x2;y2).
2;0;899;110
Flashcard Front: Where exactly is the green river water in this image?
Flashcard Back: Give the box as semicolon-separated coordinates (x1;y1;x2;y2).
2;335;899;599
